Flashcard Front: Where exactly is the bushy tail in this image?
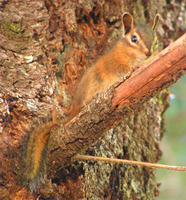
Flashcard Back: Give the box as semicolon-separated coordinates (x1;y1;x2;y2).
20;108;77;192
21;121;53;192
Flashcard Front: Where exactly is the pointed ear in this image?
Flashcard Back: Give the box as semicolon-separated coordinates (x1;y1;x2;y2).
151;14;159;30
123;13;136;34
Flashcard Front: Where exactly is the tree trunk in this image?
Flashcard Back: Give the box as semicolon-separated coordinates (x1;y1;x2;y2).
0;0;185;199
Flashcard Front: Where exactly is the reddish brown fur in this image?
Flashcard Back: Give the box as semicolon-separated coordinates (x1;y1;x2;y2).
70;13;159;119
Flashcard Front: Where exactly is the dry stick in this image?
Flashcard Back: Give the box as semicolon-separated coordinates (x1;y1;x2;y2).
74;155;186;172
52;104;57;124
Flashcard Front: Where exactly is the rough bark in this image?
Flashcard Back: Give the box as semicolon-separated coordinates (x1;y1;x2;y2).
0;0;185;200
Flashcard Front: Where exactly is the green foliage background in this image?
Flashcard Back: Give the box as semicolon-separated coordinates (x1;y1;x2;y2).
157;75;186;199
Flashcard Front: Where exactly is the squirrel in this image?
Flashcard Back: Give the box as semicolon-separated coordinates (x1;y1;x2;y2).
21;13;159;191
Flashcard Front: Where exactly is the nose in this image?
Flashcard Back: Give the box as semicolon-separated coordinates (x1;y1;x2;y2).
145;51;151;57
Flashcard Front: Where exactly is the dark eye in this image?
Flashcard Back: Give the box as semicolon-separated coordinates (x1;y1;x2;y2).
131;35;138;43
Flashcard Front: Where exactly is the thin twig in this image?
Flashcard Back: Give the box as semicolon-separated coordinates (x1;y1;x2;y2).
52;104;57;124
74;154;186;171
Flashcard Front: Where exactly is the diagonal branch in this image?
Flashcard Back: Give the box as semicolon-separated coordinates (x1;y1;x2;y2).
47;33;186;177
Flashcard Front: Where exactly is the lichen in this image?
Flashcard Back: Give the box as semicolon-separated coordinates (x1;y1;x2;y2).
1;19;23;38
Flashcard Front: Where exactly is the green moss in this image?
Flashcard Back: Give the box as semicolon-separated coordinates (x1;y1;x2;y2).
1;19;23;38
159;88;170;106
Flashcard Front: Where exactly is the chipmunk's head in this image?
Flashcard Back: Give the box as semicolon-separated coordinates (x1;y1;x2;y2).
123;13;159;60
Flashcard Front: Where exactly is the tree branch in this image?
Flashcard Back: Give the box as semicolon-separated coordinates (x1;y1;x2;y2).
47;33;186;177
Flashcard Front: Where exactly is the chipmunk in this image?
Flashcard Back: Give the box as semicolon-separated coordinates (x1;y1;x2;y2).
21;13;159;191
